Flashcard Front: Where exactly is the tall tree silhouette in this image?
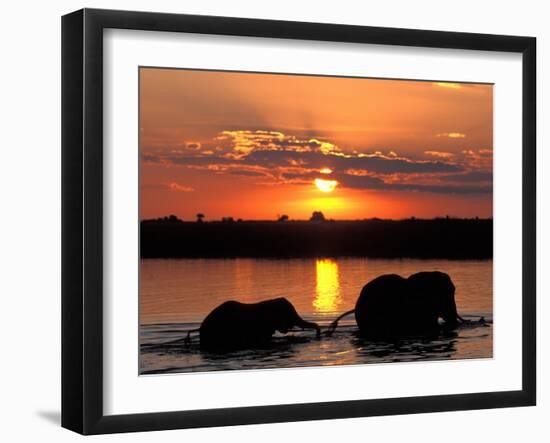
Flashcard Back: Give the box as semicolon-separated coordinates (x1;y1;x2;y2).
310;211;326;222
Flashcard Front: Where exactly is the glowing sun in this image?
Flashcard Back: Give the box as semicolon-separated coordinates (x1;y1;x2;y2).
314;178;338;193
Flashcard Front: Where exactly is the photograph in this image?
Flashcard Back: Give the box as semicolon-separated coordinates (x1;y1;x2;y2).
138;68;494;375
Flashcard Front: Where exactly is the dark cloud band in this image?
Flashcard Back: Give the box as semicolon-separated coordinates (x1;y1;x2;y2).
141;129;492;195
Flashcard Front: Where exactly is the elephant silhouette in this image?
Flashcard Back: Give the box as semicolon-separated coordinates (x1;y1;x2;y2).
327;271;465;338
186;297;320;351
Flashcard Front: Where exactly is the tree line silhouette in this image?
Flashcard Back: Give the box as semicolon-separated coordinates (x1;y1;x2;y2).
140;213;493;259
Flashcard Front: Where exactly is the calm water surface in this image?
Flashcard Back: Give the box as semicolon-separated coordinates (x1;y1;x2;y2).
140;258;492;374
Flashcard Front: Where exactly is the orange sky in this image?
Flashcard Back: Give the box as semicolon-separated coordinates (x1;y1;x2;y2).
140;68;493;221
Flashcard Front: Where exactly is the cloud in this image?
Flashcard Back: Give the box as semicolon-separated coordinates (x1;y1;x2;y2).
226;169;268;177
168;182;194;192
241;149;462;175
434;82;462;89
433;82;492;94
438;171;492;183
142;130;492;195
337;173;491;194
215;130;339;159
437;132;466;139
424;150;455;159
460;149;493;170
144;130;463;175
189;163;275;179
142;154;161;163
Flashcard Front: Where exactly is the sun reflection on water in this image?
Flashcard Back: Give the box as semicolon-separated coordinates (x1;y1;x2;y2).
313;259;342;314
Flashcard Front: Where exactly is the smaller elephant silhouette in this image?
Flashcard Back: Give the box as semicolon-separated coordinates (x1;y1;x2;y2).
327;271;465;338
186;297;320;351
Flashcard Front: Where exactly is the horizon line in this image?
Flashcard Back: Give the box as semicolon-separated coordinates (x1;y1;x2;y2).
141;215;493;222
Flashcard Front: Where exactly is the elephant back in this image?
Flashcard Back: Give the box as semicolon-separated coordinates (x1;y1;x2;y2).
200;301;263;349
355;274;408;337
407;271;454;296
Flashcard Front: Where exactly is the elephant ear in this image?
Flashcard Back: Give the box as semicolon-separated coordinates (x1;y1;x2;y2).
408;271;456;317
265;298;296;333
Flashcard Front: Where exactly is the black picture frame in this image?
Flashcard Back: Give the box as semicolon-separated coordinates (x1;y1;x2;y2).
62;8;536;435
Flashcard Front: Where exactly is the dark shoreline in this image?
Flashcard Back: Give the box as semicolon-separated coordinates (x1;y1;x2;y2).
140;218;493;260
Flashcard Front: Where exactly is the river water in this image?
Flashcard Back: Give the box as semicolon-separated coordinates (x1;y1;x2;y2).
140;258;492;374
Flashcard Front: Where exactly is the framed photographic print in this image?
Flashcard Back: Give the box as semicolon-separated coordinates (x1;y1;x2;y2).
62;8;536;435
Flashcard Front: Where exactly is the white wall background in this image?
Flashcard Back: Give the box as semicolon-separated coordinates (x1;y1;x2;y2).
0;0;547;441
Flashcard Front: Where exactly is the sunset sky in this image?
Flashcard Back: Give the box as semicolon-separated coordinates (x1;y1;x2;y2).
140;68;493;221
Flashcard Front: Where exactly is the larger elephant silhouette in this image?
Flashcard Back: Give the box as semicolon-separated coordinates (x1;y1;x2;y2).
327;271;465;338
187;297;320;351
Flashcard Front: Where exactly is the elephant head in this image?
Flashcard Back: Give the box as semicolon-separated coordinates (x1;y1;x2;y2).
407;271;463;327
262;298;321;336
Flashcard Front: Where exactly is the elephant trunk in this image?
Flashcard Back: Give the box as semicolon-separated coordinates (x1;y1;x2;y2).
442;303;463;328
296;318;321;338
